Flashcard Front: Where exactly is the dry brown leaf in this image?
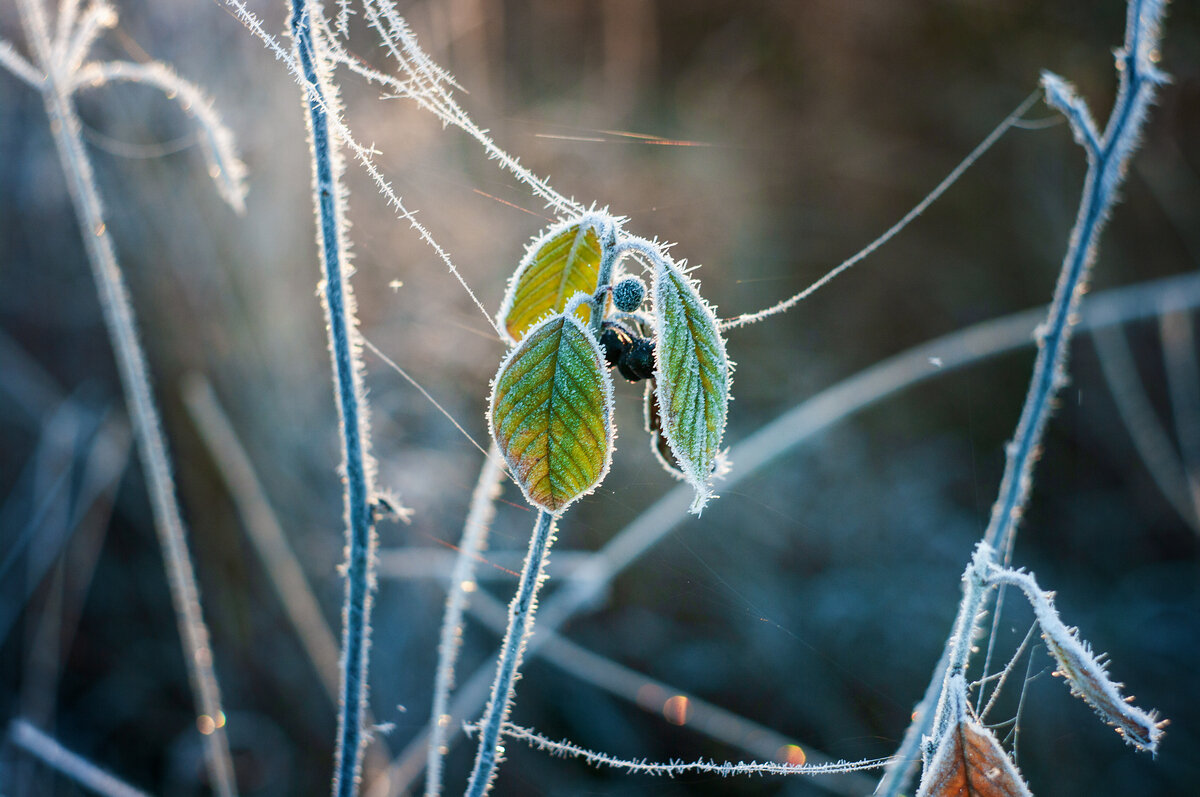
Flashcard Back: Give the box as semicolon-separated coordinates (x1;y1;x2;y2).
917;678;1032;797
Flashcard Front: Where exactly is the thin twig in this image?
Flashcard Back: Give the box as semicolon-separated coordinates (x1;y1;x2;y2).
977;622;1039;723
181;374;396;783
182;375;342;701
9;720;150;797
465;588;876;796
719;90;1042;331
70;59;247;211
470;721;895;778
0;37;43;85
217;0;505;337
19;407;130;740
358;0;583;217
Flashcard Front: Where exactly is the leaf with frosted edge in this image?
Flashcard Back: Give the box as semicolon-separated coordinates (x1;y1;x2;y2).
1041;628;1166;752
644;381;684;479
489;310;614;514
652;258;730;514
918;678;1032;797
985;563;1167;753
499;218;606;343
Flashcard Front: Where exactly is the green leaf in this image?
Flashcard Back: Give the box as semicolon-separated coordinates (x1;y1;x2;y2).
498;218;606;343
489;310;615;513
652;259;730;513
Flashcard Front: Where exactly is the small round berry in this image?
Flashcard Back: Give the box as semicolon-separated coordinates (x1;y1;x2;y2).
599;322;634;368
618;337;656;382
612;277;646;313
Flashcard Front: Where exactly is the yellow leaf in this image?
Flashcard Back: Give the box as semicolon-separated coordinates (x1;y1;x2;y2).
498;219;606;343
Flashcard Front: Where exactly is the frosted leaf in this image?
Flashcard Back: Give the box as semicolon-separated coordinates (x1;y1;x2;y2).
918;676;1032;797
651;257;730;513
498;217;607;343
489;310;614;513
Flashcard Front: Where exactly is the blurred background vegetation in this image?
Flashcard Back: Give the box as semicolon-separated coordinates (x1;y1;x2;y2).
1;0;1198;794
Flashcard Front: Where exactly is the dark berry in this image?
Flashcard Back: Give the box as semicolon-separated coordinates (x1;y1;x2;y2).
618;337;656;381
599;322;634;367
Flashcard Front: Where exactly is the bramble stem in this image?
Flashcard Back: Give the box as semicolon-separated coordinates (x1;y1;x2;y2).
287;2;379;795
875;1;1168;792
464;510;557;797
588;221;620;335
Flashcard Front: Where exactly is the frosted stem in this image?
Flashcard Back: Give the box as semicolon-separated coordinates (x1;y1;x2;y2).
876;2;1169;792
464;510;557;797
12;0;239;792
286;1;380;795
471;721;895;778
424;446;505;797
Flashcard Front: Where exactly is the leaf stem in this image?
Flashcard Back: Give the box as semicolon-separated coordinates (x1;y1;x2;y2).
588;220;620;335
464;510;557;797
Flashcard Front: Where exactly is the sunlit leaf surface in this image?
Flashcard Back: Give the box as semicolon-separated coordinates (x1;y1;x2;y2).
500;221;603;342
489;312;614;513
652;259;729;512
